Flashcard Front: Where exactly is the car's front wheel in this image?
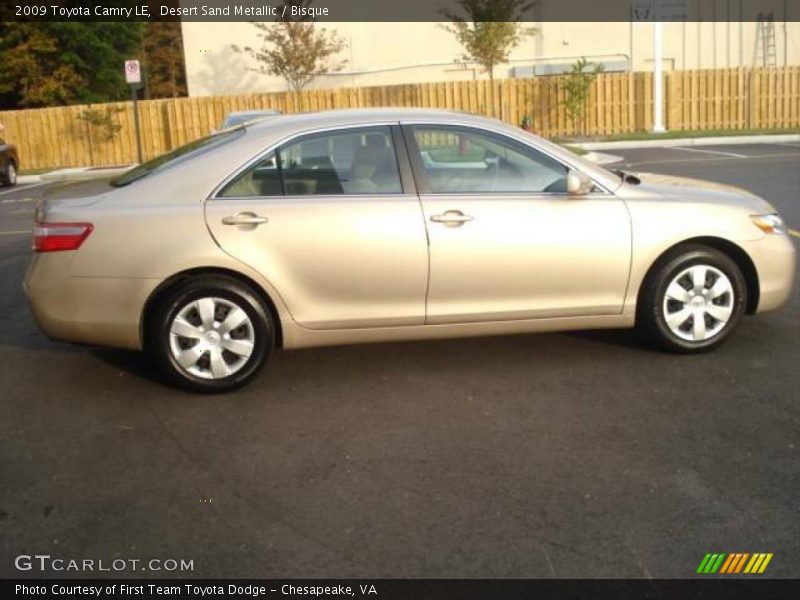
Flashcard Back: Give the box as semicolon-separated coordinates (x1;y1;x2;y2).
147;275;274;393
638;245;747;352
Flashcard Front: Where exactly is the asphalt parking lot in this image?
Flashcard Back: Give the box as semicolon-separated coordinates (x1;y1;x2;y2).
1;142;798;579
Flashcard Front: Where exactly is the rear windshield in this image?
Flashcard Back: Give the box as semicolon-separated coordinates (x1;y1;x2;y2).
111;128;245;187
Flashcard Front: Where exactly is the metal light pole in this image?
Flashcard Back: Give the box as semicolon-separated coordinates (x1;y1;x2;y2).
653;20;666;132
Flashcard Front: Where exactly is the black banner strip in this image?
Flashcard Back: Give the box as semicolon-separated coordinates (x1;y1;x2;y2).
2;0;799;23
5;579;800;600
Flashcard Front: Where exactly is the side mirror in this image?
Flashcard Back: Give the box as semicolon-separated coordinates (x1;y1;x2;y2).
566;170;594;196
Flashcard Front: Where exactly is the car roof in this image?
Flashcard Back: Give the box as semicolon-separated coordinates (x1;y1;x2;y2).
244;108;493;133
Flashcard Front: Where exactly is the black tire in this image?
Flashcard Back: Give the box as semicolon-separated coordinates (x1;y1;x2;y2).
637;244;747;353
1;160;16;187
146;275;274;393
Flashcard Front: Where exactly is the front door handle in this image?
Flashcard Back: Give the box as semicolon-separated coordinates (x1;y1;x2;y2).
430;210;473;227
221;212;269;226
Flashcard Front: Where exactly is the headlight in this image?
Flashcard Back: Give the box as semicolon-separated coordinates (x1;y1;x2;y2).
750;213;787;235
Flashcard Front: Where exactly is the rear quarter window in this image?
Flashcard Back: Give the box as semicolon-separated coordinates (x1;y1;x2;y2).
111;128;245;187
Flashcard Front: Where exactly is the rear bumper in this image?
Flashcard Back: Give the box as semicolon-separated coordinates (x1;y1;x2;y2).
24;253;159;350
741;234;796;314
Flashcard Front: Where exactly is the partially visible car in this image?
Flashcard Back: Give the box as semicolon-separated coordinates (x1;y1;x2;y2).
0;137;19;187
218;109;281;131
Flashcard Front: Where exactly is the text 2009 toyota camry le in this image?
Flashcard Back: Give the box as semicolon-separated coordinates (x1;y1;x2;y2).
24;109;795;392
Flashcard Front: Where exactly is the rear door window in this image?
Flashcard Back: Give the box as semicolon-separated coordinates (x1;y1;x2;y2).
218;126;403;198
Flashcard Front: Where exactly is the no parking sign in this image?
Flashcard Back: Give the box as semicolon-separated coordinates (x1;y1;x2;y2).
125;59;143;163
124;59;141;85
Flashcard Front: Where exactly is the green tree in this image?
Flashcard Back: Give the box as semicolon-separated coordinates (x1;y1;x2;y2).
442;0;536;81
561;57;604;136
0;23;143;109
140;22;187;99
75;105;123;166
232;1;346;92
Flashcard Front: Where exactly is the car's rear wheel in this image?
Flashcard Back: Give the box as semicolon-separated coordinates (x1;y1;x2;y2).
1;161;16;187
637;245;747;352
147;276;274;393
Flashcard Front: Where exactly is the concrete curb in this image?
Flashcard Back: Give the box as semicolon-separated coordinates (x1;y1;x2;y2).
576;133;800;151
17;166;133;186
583;151;624;165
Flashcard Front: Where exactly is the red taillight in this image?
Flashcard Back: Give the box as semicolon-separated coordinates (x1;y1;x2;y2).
33;222;93;253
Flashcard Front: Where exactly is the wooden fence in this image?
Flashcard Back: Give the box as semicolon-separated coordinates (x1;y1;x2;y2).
1;66;798;170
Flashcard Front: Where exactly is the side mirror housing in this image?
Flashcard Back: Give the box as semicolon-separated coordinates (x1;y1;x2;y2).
566;170;594;196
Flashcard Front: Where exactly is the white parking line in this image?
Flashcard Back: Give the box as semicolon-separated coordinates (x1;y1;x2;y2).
0;197;34;204
666;146;748;159
622;152;800;168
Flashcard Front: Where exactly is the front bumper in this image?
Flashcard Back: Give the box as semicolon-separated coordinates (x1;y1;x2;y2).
740;233;796;313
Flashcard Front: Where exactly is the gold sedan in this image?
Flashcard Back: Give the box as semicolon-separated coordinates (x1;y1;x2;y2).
24;109;795;392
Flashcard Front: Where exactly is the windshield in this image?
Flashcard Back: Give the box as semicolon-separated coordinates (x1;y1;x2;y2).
111;128;244;187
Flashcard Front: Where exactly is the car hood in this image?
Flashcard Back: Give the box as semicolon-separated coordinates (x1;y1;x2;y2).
631;171;775;213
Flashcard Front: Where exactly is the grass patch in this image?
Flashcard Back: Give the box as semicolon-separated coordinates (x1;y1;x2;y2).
559;144;588;156
606;127;800;141
19;167;57;176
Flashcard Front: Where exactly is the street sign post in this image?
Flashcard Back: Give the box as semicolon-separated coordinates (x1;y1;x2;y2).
125;60;143;164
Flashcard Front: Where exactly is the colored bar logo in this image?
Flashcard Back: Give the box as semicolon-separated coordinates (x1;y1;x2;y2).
696;553;773;574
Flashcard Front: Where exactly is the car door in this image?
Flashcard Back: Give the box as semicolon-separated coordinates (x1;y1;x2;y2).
403;124;631;324
205;124;429;330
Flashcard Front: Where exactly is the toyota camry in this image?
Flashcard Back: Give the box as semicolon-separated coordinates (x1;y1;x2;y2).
24;109;795;392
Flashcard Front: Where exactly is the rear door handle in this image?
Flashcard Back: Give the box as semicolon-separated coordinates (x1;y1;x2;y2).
430;210;473;227
221;212;269;226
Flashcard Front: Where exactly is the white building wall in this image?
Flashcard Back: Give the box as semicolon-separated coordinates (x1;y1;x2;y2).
181;21;800;97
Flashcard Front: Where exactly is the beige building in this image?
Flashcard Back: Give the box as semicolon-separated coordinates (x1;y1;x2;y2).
181;20;799;97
